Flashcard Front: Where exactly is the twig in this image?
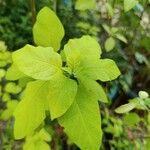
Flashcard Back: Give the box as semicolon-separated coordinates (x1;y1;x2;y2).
31;0;36;25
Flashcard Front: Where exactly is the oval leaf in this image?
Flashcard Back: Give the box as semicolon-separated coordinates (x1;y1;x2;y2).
12;44;62;80
115;103;137;114
33;7;64;51
14;81;49;139
105;37;115;52
59;82;102;150
48;74;77;120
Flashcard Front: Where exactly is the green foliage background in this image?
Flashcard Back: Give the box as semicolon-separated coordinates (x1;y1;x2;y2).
0;0;150;150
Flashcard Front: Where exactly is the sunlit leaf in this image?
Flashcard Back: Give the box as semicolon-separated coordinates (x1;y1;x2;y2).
33;7;64;51
0;100;18;121
6;64;26;80
48;74;77;120
59;82;102;150
23;128;51;150
14;81;49;139
64;35;101;71
12;45;62;80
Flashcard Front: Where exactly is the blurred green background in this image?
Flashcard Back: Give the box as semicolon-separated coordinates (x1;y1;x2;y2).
0;0;150;149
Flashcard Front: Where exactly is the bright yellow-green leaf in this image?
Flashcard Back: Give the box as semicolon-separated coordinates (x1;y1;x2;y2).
0;41;7;51
64;36;120;82
0;100;18;121
33;7;64;51
59;82;102;150
23;128;51;150
18;77;33;88
95;59;120;81
2;93;11;102
47;74;77;120
38;128;51;142
12;44;62;80
124;0;138;12
0;69;6;78
75;0;96;10
64;35;101;72
4;82;22;94
77;59;120;82
24;141;50;150
0;60;7;67
78;76;108;103
6;64;26;80
0;51;11;60
105;37;115;52
14;81;50;139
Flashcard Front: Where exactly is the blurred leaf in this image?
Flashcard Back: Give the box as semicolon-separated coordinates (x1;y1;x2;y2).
135;52;149;65
135;3;144;12
4;82;22;94
102;24;111;35
144;98;150;107
2;93;11;102
123;113;140;126
104;123;123;137
115;101;139;113
0;69;6;78
23;128;51;150
129;98;147;110
75;0;96;10
105;37;115;52
147;112;150;124
0;41;7;51
0;100;18;121
18;77;33;88
0;51;11;60
111;27;119;34
144;139;150;150
138;91;149;99
140;37;150;51
0;60;7;67
6;64;26;80
115;33;127;43
106;3;114;17
38;128;52;142
124;0;138;12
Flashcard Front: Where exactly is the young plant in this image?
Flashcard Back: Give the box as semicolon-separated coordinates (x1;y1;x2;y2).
7;7;120;150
